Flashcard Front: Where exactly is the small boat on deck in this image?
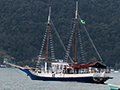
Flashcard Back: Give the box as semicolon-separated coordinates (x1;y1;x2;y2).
5;1;113;84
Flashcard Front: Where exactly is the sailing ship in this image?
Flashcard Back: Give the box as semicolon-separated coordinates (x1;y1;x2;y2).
5;2;113;83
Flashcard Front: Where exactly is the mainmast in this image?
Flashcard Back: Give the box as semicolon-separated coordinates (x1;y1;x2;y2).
45;7;51;73
73;2;78;64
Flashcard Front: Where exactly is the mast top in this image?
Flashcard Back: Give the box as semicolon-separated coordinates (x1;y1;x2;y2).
48;7;51;24
75;1;78;19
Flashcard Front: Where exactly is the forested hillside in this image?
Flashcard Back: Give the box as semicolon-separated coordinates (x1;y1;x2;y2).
0;0;120;68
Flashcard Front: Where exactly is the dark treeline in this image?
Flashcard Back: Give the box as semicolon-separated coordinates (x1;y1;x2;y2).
0;0;120;69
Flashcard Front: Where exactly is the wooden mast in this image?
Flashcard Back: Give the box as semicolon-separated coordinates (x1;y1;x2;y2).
73;2;78;64
45;7;51;73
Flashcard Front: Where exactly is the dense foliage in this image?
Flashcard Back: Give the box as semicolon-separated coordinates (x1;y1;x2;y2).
0;0;120;68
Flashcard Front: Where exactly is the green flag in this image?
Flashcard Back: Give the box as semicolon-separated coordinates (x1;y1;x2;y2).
80;19;86;24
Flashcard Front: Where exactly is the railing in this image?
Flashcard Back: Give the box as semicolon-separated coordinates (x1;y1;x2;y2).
65;67;110;74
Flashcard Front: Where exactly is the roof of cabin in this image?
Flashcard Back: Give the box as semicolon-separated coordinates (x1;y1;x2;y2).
70;62;107;68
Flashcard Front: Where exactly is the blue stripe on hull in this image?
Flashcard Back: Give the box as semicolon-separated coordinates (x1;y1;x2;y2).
18;68;95;83
35;76;94;83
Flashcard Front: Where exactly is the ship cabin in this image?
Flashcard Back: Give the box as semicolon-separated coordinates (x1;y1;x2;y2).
51;62;69;74
51;62;110;74
68;62;110;74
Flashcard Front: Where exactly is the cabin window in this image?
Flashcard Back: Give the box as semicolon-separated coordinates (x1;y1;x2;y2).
52;64;54;67
60;65;62;70
57;65;59;69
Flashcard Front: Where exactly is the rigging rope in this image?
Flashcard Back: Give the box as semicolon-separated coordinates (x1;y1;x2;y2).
77;29;86;62
36;24;56;68
36;27;47;68
64;21;74;62
78;14;103;63
49;28;56;61
51;20;73;63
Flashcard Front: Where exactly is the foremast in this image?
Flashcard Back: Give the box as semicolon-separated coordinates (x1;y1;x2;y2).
45;7;51;73
73;2;78;64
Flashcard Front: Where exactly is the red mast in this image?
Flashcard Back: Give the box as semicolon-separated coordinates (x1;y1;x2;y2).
73;2;78;64
45;7;51;72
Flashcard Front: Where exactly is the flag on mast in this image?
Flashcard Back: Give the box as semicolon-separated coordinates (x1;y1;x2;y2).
80;19;86;24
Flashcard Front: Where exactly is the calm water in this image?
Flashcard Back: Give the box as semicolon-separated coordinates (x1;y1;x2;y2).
0;68;120;90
